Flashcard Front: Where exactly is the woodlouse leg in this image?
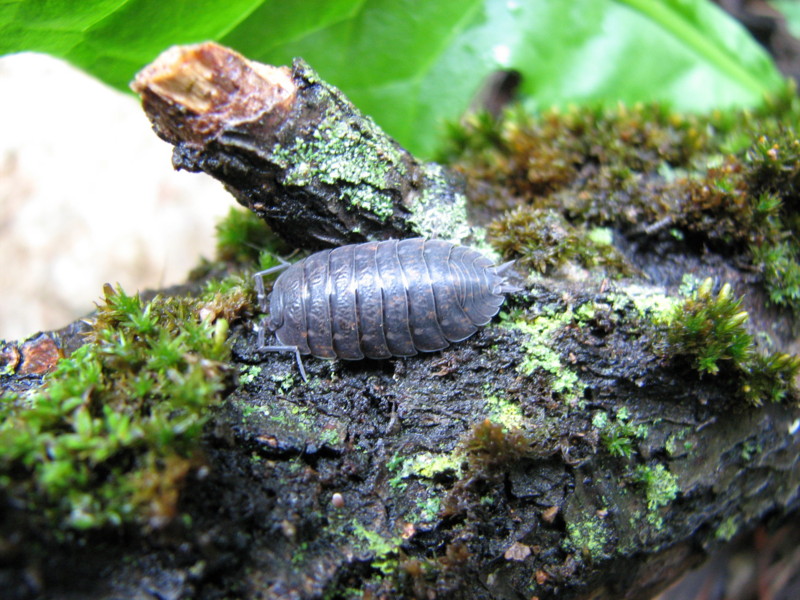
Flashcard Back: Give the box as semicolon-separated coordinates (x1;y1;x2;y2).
253;257;292;312
256;317;308;382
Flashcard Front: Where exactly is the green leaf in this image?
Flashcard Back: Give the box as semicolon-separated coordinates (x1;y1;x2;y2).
1;0;785;157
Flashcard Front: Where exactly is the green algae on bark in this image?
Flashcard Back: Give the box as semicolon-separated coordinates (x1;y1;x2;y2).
132;42;476;250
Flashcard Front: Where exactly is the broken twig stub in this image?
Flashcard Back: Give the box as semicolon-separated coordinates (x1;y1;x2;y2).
132;42;471;249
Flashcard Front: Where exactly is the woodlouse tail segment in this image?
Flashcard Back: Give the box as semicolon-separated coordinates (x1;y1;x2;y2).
256;317;308;382
493;260;524;294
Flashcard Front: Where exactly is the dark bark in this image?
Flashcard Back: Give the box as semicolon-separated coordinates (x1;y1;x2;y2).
131;42;469;250
2;43;799;600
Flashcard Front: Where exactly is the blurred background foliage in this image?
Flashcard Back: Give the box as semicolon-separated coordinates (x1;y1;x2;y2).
0;0;789;157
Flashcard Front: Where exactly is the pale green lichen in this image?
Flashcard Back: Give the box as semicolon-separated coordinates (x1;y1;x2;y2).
340;185;395;221
635;463;680;510
484;387;525;431
413;494;442;523
574;302;597;325
587;227;613;246
608;285;681;325
269;370;296;394
407;163;471;241
351;520;403;575
504;308;585;400
238;365;262;386
387;449;466;495
565;513;613;560
715;515;739;541
269;73;406;223
389;451;463;487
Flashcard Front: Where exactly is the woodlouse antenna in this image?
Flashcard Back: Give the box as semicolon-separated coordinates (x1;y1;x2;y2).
254;256;308;381
254;256;293;312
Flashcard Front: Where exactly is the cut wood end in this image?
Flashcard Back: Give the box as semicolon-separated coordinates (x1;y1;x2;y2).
131;41;296;143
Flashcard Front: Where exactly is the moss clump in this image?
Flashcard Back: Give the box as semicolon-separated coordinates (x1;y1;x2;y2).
197;274;255;324
667;278;800;405
463;418;529;473
488;206;632;275
0;284;231;533
445;104;708;199
451;99;800;316
592;407;648;459
214;206;286;266
667;279;752;375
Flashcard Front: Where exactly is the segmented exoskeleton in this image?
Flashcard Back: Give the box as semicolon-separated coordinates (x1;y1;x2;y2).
254;238;520;380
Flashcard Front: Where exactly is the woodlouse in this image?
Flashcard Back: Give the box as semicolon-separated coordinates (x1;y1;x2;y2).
254;238;520;380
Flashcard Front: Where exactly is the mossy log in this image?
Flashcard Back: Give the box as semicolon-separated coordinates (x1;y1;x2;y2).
131;42;470;250
2;43;800;600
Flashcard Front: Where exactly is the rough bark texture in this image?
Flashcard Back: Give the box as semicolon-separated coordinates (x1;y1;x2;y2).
1;43;799;600
132;42;470;250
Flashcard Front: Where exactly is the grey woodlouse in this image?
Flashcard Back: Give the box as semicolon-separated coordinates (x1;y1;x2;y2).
254;238;520;380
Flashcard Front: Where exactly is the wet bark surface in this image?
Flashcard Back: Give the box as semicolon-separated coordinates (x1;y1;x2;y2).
2;277;798;600
2;42;800;600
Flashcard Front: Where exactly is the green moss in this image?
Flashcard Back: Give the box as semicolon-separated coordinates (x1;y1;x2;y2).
592;408;648;459
214;206;284;265
463;418;529;473
0;284;231;533
668;279;752;375
450;99;800;317
667;278;800;405
634;464;679;511
752;240;800;309
197;273;254;325
488;206;632;276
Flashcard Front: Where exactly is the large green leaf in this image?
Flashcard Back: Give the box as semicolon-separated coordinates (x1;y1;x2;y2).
0;0;785;157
